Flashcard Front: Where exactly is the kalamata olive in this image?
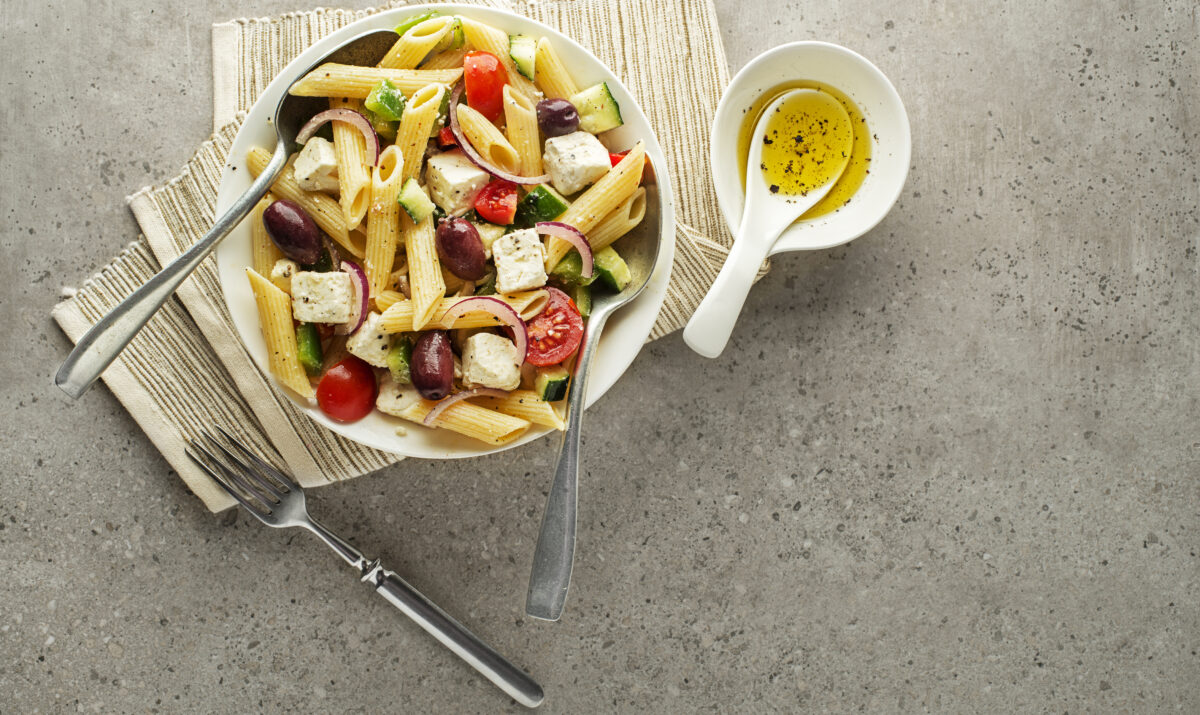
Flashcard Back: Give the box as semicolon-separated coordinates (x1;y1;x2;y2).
436;217;488;281
410;330;454;400
262;199;322;264
536;98;580;138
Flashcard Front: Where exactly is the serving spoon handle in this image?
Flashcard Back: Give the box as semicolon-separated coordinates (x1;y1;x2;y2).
525;308;611;621
54;142;289;399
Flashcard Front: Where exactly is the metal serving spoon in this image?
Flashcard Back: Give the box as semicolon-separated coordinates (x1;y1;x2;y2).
683;89;853;359
54;30;399;399
526;181;664;622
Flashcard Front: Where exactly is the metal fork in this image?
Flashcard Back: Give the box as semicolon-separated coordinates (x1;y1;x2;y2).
186;428;544;708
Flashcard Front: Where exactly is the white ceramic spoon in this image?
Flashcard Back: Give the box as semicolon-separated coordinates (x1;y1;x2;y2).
683;89;853;359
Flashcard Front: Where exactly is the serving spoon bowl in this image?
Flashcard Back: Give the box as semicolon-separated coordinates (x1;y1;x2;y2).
684;89;852;359
54;29;399;399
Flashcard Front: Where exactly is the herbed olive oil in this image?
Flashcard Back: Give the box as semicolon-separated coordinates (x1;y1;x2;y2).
737;81;871;219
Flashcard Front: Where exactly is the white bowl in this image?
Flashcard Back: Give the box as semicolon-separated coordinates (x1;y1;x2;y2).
214;4;675;459
710;42;910;254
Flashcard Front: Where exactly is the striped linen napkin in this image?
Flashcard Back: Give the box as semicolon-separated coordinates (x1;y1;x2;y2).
52;0;751;511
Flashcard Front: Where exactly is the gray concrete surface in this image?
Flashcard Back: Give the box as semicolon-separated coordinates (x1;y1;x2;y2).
3;1;1197;712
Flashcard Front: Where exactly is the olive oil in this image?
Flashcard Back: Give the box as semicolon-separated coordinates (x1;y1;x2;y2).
758;90;853;199
737;81;871;219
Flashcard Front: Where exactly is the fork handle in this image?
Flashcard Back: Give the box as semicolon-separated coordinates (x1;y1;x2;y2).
363;562;545;708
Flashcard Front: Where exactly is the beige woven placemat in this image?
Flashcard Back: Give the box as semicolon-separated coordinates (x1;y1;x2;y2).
52;0;746;512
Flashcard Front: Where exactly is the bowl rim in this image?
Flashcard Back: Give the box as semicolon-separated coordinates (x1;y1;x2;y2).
709;40;911;254
213;3;676;459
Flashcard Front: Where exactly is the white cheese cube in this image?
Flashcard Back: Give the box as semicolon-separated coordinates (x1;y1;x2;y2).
270;259;299;293
542;131;611;195
425;150;490;215
291;271;353;324
293;137;340;193
492;228;548;295
345;311;393;368
376;374;421;417
461;333;522;391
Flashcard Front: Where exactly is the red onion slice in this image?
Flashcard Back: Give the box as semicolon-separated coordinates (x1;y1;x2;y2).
448;83;549;185
536;222;593;278
440;296;528;361
296;109;381;166
423;388;509;426
335;260;370;335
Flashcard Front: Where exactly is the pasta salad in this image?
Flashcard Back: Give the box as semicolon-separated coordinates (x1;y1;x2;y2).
242;12;649;446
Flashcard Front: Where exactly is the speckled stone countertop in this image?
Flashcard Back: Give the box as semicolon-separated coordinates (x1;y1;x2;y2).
3;1;1197;712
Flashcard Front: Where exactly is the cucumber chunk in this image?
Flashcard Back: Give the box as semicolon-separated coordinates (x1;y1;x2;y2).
593;246;631;292
386;336;414;384
535;365;571;402
570;82;624;134
295;323;324;376
509;35;538;80
515;184;570;226
569;283;592;319
549;250;598;288
397;178;436;223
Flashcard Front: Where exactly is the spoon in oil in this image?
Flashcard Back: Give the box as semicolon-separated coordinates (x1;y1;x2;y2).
684;89;853;358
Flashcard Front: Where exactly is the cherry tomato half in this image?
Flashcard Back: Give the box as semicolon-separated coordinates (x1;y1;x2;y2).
437;126;458;148
316;356;378;422
473;180;519;224
525;287;585;366
463;51;507;122
608;151;628;167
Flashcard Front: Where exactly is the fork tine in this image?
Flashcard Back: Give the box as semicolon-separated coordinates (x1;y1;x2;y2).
207;432;286;501
186;443;269;517
191;437;275;513
213;425;299;490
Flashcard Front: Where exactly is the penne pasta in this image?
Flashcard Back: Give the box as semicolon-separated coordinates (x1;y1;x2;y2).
503;85;542;176
534;37;579;99
458;18;540;100
402;213;445;330
330;97;372;230
456;104;522;176
379;16;456;69
396;83;446;181
476;390;566;430
378;291;550;333
397;398;531;445
246;147;357;257
245;268;315;399
375;289;406;313
364;145;405;300
421;47;467;71
588;186;647;252
289;64;462;99
545;141;646;268
249;194;285;289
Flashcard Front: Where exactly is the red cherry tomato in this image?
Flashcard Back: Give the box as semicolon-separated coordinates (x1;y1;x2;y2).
316;356;378;422
608;151;628;167
463;51;507;122
473;180;519;224
437;126;458;148
525;287;585;366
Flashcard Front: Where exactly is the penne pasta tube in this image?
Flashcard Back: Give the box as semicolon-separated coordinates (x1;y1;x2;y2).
544;142;646;268
396;84;446;181
588;187;647;252
364;146;405;299
402;213;445;330
503;85;542;176
421;47;467;71
476;390;566;430
397;398;531;445
245;268;315;399
289;64;462;99
378;291;550;333
246;147;357;257
534;37;579;99
456;104;522;176
379;16;456;69
249;194;284;289
330;97;372;230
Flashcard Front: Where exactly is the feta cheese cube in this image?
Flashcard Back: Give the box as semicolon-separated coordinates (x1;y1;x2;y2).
426;151;490;215
270;258;299;293
291;271;353;324
345;311;393;368
376;374;421;417
492;228;548;294
461;333;522;391
542;131;611;195
292;137;340;193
